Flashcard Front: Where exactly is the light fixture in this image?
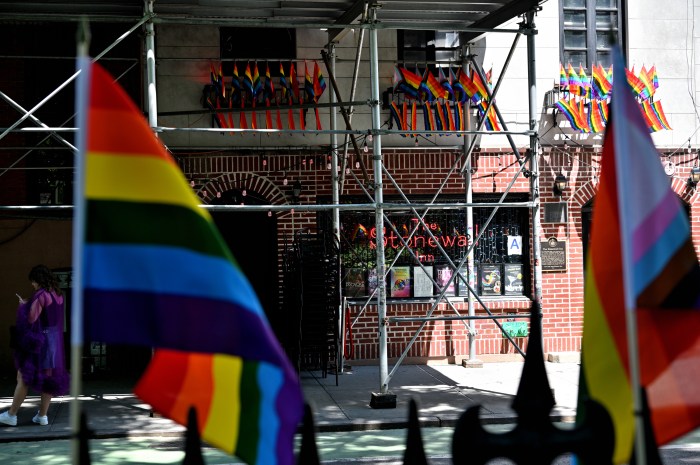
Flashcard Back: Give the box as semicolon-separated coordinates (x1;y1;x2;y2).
688;167;700;188
363;141;369;153
291;180;302;202
553;174;568;197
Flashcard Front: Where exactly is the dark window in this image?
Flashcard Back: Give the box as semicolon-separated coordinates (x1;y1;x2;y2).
220;27;296;75
560;0;623;69
397;30;460;65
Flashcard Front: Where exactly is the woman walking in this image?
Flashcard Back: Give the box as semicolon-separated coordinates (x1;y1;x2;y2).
0;265;69;426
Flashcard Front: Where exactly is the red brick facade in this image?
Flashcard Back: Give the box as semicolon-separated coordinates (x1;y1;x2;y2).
177;146;700;361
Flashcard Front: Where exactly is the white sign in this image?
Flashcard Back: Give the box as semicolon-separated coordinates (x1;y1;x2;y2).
507;235;522;255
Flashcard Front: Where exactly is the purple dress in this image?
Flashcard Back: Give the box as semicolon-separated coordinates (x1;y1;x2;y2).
13;288;69;396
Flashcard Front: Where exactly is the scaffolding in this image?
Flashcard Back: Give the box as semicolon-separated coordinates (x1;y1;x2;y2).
0;0;546;406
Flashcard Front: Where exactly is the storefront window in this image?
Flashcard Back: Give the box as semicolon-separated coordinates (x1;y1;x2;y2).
334;195;529;299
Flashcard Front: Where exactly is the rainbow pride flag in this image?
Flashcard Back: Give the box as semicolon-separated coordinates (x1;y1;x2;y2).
578;47;700;464
78;61;303;465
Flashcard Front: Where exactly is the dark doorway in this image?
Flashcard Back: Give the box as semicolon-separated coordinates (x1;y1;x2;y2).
210;194;281;338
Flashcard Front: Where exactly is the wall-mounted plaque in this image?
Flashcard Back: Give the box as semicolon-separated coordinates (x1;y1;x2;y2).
480;264;502;295
541;238;567;271
390;266;411;298
413;266;434;297
343;268;366;298
503;264;524;296
543;202;568;223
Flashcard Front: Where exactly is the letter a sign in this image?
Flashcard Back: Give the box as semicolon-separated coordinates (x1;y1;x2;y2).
507;235;522;256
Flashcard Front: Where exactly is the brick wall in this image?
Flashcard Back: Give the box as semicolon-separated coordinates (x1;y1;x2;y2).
177;146;700;360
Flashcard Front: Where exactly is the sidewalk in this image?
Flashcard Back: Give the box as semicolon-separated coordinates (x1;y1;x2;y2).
0;359;581;442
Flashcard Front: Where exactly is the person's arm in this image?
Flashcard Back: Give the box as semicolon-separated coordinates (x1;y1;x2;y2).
26;291;48;324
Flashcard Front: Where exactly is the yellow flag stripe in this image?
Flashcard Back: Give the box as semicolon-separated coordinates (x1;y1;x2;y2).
86;152;208;221
583;265;634;464
203;354;243;453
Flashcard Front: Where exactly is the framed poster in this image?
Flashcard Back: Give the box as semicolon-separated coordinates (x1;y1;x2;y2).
503;264;524;296
435;265;456;296
456;267;471;297
343;268;366;298
390;266;411;298
367;268;378;296
480;264;502;295
413;265;434;297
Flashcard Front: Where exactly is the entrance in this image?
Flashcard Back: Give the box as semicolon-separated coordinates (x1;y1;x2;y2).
210;196;280;339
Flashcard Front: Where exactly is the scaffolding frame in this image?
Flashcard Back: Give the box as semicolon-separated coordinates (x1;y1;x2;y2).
0;1;545;403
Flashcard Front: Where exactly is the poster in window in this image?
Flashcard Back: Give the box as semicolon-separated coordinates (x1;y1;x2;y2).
367;268;378;296
413;266;434;297
344;268;366;298
390;266;411;298
503;264;524;296
480;264;502;295
435;265;456;296
457;267;471;297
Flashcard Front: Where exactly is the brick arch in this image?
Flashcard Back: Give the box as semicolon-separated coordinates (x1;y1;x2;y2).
570;174;700;208
570;177;598;208
196;172;289;205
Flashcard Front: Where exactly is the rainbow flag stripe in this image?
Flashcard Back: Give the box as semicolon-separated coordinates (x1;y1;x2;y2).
580;47;700;464
82;62;302;465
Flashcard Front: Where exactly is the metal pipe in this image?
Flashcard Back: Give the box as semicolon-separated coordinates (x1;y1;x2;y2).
0;201;535;212
145;1;158;129
339;5;367;192
368;8;389;396
525;12;543;313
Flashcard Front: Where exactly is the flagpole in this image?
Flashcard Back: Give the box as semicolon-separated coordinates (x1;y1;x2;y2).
70;18;90;465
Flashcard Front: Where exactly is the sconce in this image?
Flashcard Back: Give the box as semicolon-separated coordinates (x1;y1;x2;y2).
553;174;568;197
291;180;302;202
688;167;700;188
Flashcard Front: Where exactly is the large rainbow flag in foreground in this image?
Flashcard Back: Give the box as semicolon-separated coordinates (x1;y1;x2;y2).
578;47;700;464
77;61;303;465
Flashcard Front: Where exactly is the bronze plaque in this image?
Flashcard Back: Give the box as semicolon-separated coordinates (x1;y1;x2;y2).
541;238;567;271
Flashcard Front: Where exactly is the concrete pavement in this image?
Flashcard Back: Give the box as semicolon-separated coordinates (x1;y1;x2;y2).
0;358;581;442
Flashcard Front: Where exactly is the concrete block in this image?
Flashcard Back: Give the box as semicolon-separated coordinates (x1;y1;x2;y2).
546;352;580;363
370;392;397;409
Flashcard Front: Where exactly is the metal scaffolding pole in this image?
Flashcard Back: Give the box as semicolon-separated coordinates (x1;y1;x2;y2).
525;11;543;322
327;40;344;375
145;0;157;129
367;7;394;409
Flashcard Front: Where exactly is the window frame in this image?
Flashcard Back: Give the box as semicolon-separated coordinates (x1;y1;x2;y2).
397;30;461;67
559;0;626;71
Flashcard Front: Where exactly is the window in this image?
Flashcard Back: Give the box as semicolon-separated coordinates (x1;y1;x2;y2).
398;30;460;65
560;0;623;69
334;194;529;298
220;27;296;75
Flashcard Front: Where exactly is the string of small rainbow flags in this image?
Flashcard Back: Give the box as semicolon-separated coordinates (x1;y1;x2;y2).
205;60;327;132
555;63;671;133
